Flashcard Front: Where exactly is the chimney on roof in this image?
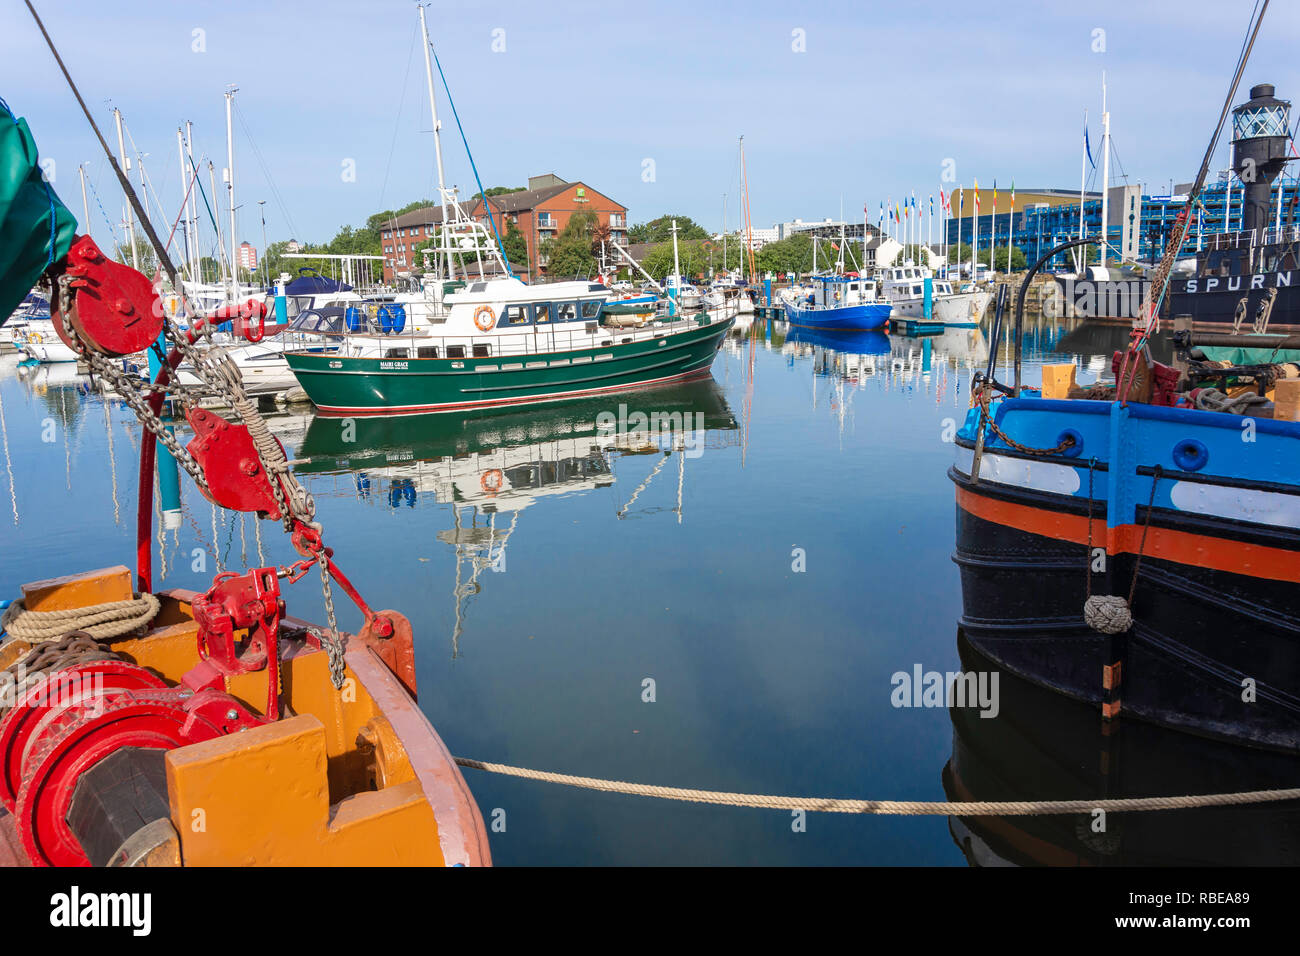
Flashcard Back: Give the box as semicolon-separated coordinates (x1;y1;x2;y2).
528;173;566;191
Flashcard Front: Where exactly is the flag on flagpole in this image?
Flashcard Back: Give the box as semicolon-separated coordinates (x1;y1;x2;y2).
1085;121;1095;169
1010;180;1015;205
940;188;948;213
993;179;998;213
974;179;981;214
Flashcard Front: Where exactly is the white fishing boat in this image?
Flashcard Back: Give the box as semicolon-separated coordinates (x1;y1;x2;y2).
879;265;992;325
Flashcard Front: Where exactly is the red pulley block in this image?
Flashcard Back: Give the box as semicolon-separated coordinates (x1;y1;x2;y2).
53;234;166;357
185;407;286;518
13;687;262;866
0;660;166;812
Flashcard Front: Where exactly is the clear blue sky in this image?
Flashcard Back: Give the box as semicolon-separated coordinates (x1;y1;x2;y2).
3;0;1296;247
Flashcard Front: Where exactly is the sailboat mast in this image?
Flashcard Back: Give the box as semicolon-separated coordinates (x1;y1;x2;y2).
185;121;199;283
1078;108;1088;273
176;127;191;283
1100;74;1110;269
225;87;238;299
112;109;138;270
418;2;455;280
77;163;91;246
739;135;756;282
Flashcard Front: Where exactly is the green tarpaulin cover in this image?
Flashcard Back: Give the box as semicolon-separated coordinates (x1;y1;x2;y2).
1;97;77;325
1199;344;1300;366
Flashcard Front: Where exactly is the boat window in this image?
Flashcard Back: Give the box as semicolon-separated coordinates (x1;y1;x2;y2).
417;346;439;358
446;345;466;358
912;285;923;295
384;348;408;359
580;300;601;319
556;302;578;322
472;344;491;357
533;303;552;324
507;305;530;325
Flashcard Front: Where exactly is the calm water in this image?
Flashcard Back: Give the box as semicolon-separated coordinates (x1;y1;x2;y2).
3;314;1260;866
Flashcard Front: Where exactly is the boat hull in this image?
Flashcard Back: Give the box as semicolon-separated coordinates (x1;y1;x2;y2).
888;291;990;326
1167;275;1300;331
782;302;891;331
285;316;733;414
949;398;1300;751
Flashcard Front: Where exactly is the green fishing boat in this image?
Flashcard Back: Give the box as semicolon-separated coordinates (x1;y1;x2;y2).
284;276;734;415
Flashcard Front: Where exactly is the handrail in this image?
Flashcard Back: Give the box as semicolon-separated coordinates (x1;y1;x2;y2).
272;306;734;361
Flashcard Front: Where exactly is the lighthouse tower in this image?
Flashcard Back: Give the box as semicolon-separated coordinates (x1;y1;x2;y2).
1231;83;1291;236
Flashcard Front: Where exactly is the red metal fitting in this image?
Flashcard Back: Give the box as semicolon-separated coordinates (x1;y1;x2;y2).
52;234;165;357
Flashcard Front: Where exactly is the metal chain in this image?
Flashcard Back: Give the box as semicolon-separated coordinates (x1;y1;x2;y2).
0;632;118;719
314;554;346;689
55;276;211;493
975;383;1076;457
60;273;349;691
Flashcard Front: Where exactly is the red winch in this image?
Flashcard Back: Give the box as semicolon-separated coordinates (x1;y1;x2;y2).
0;235;404;866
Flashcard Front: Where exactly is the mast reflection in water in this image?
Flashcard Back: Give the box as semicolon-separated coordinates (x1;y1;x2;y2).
291;378;739;656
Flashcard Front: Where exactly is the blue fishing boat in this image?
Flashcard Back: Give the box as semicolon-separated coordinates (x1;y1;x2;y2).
782;275;892;331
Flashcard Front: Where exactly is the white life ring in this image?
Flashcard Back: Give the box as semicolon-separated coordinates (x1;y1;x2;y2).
474;305;496;332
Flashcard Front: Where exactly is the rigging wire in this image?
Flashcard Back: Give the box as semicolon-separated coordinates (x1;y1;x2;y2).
428;39;512;277
377;18;419;212
232;100;299;243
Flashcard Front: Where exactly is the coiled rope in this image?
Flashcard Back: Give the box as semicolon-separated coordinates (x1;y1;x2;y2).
453;758;1300;815
0;592;159;642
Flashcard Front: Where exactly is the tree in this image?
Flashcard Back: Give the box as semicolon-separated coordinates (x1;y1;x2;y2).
628;215;709;244
989;244;1028;272
473;185;525;201
754;233;856;277
891;246;932;267
500;218;529;272
540;211;598;277
641;240;710;281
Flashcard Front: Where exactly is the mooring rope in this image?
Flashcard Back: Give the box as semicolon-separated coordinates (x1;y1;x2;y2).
452;758;1300;815
0;592;159;642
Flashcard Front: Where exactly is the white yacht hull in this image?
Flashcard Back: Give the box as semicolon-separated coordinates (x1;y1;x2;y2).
888;290;991;325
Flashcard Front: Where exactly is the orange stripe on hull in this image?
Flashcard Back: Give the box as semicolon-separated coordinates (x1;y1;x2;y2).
955;486;1300;585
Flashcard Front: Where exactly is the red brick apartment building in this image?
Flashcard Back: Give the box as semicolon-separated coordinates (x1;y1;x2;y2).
379;174;628;282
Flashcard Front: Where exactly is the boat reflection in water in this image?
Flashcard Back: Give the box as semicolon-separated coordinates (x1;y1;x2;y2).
944;630;1300;866
890;326;990;385
780;323;891;380
292;377;738;653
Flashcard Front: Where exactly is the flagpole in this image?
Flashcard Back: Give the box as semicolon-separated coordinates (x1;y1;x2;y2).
1078;108;1088;275
1006;183;1014;277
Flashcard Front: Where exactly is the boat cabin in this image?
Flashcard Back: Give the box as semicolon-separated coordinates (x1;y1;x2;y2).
804;276;880;309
